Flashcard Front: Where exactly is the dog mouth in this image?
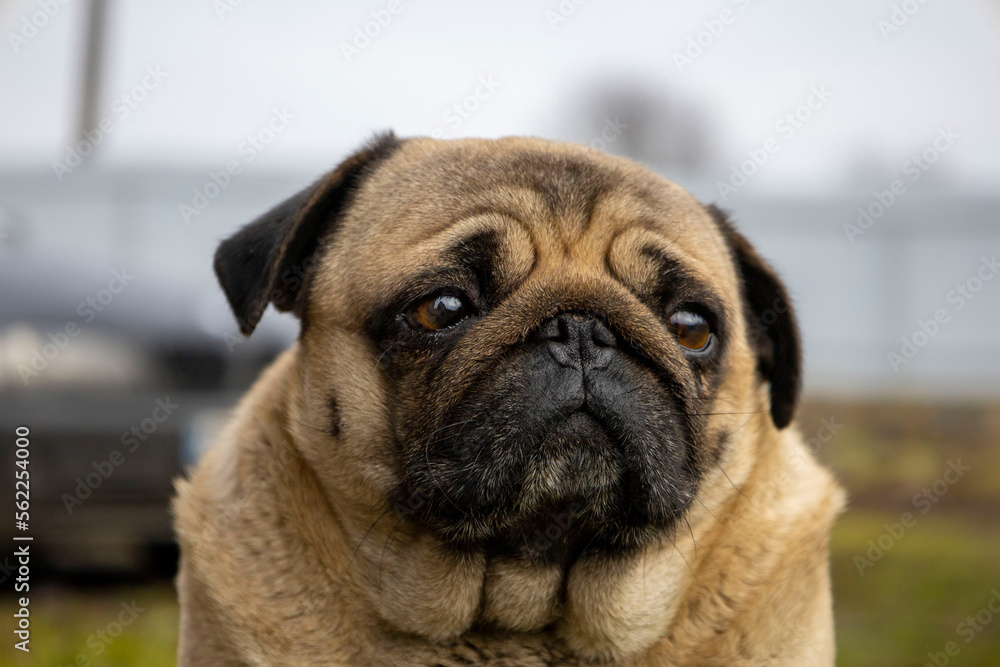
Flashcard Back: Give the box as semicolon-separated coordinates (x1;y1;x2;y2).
392;313;700;560
396;392;694;561
494;410;635;561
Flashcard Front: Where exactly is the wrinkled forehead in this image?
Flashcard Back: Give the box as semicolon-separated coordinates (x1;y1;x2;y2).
323;137;739;310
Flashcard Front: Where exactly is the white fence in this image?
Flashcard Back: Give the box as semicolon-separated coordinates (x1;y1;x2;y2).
2;167;998;399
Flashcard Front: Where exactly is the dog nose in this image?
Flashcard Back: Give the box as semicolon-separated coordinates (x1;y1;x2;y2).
538;313;617;370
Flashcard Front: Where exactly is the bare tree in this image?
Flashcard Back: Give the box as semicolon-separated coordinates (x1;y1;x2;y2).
567;79;717;174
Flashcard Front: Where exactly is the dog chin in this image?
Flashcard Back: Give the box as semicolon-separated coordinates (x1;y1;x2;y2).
520;412;625;503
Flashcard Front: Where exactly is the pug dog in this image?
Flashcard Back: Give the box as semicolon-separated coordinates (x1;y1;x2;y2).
174;133;845;666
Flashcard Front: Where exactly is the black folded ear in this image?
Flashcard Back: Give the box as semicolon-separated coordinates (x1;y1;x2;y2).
707;205;802;429
214;132;401;336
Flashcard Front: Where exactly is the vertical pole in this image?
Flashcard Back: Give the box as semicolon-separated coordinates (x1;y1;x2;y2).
77;0;108;147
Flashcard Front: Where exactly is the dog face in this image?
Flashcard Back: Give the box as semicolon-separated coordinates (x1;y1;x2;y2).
214;134;800;565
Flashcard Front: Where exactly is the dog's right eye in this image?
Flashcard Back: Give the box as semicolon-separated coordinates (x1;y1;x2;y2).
406;293;474;331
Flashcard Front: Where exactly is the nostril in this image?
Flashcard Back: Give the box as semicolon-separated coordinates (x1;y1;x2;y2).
537;316;564;342
537;314;617;370
592;320;617;348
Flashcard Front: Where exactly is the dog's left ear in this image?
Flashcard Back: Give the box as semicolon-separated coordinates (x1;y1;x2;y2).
707;205;801;429
214;132;401;336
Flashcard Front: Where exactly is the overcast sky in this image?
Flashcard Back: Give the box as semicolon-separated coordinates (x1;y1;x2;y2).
2;0;1000;192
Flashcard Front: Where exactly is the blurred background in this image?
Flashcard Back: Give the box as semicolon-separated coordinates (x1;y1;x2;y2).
1;1;999;664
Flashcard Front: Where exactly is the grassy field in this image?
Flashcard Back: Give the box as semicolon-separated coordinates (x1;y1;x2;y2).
832;511;1000;666
3;400;999;666
3;585;177;667
806;400;1000;666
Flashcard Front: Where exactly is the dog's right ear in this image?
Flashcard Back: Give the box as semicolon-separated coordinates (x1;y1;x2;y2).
214;132;401;336
706;204;802;430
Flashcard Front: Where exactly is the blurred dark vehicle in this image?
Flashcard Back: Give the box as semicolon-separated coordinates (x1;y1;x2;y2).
0;167;300;575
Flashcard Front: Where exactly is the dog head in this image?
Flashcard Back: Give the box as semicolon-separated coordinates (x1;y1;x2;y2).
214;133;800;567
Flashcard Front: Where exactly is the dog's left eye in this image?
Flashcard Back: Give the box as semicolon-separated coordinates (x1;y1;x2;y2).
668;310;713;352
406;293;474;331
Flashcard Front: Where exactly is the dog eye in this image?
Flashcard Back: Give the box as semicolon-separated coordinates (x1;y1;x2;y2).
668;310;712;352
406;293;473;331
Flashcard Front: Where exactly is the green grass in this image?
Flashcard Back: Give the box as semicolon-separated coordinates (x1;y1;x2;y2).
1;586;177;667
832;510;1000;666
811;399;1000;666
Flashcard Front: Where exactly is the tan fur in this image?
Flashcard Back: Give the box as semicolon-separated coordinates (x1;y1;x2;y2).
175;137;845;666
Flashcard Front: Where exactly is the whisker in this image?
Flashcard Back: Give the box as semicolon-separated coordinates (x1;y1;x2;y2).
378;515;404;605
423;421;475;515
286;416;335;435
346;506;392;574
